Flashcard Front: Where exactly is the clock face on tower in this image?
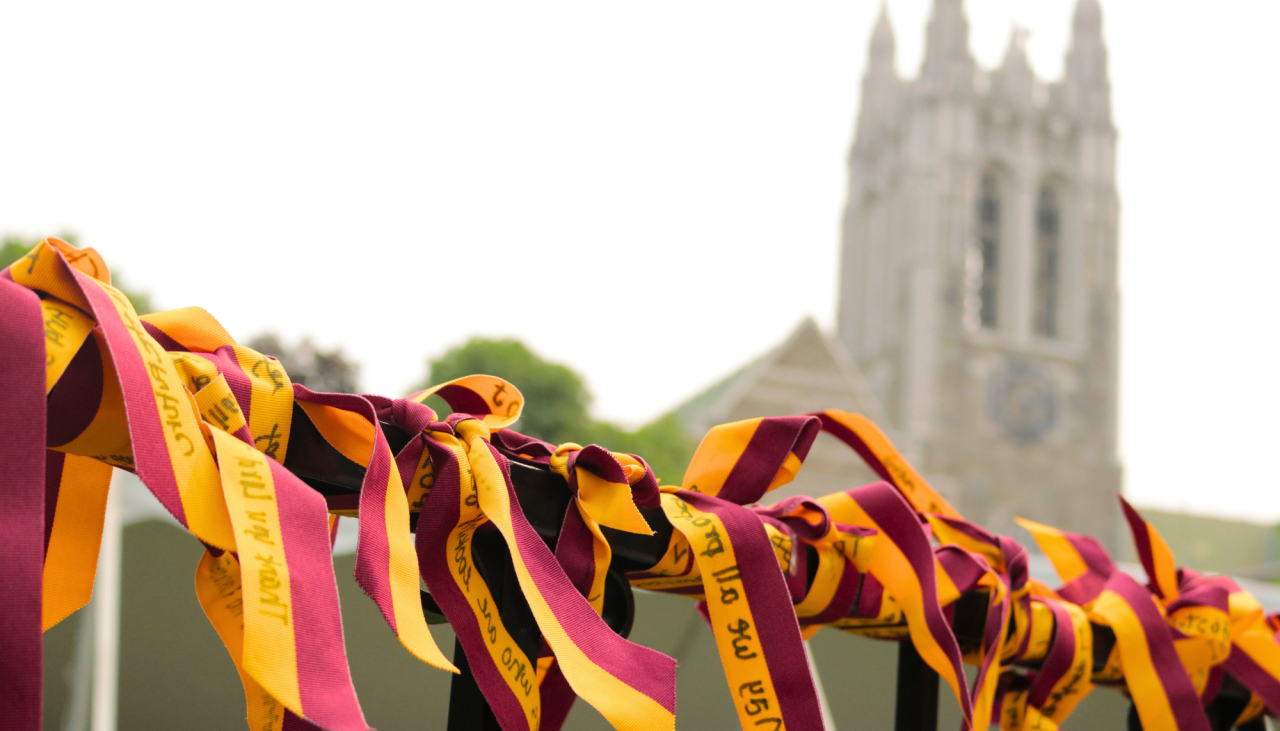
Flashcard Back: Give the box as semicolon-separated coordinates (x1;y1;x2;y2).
988;360;1057;443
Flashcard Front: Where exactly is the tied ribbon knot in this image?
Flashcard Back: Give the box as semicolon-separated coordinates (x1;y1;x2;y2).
1119;497;1275;727
415;414;678;731
549;442;655;536
1017;496;1271;730
487;437;666;727
642;414;874;731
547;441;655;617
750;497;877;638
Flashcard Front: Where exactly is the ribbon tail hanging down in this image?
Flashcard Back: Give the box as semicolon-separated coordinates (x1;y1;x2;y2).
198;427;371;731
294;387;456;675
0;276;51;731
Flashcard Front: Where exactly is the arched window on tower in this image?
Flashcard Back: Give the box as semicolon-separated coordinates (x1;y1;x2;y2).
977;172;1000;329
1034;185;1061;338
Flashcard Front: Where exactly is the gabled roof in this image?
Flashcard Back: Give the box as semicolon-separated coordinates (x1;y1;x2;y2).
671;316;889;437
669;317;899;503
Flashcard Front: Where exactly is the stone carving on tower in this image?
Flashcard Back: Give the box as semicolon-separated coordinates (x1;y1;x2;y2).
836;0;1121;547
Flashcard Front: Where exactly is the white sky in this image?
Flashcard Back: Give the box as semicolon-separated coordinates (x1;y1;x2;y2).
2;1;1277;521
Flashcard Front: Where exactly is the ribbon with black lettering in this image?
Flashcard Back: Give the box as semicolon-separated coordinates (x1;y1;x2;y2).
415;416;545;731
0;240;382;731
658;415;839;730
196;427;370;731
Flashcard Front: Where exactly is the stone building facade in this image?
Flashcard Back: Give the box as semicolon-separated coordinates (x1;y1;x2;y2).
836;0;1122;546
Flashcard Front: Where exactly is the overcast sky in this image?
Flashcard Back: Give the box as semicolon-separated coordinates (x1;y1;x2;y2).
2;1;1276;521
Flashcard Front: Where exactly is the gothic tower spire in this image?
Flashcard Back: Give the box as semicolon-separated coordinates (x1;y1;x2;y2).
921;0;974;92
1065;0;1111;124
869;2;895;73
854;3;898;149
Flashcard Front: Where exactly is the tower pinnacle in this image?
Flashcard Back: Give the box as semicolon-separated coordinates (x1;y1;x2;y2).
855;3;899;149
921;0;974;91
1065;0;1111;123
869;3;895;71
1074;0;1103;33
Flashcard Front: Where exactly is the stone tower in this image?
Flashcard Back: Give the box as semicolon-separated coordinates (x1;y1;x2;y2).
836;0;1121;547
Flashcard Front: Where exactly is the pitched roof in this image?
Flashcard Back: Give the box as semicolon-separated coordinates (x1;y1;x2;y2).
671;316;889;436
669;317;899;502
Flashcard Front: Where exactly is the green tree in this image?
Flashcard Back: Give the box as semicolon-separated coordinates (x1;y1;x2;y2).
0;239;31;269
421;337;696;485
0;234;154;314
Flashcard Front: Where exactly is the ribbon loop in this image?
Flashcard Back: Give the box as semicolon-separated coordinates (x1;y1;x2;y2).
410;374;524;430
465;426;679;730
550;443;652;536
811;410;961;518
680;415;819;504
294;387;457;674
